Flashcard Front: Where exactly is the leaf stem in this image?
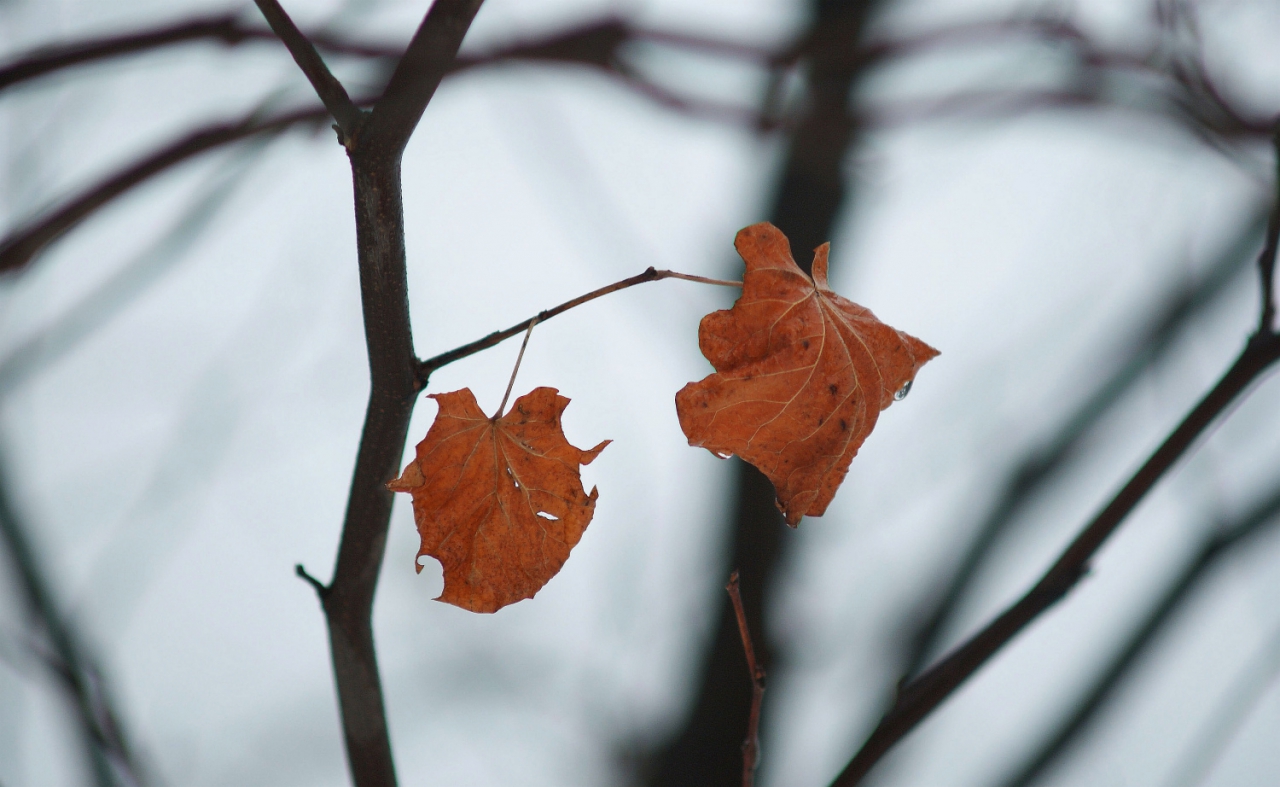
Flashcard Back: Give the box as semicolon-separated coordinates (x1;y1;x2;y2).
497;316;538;418
417;267;742;385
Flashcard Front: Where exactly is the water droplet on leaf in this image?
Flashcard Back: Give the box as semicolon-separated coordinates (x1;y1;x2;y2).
894;380;912;401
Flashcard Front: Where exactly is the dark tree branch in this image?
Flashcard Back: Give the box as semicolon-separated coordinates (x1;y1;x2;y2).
0;13;409;95
1260;127;1280;333
360;0;484;157
832;330;1280;784
303;4;485;786
650;2;889;784
251;0;363;140
6;9;1274;280
998;481;1280;787
900;207;1269;679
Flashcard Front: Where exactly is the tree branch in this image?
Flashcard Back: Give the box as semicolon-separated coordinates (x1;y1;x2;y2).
0;13;258;93
0;105;328;276
998;481;1280;787
1259;127;1280;334
899;207;1268;680
416;267;739;385
251;0;363;140
310;4;490;785
831;324;1280;784
360;0;484;157
830;123;1280;786
727;571;766;787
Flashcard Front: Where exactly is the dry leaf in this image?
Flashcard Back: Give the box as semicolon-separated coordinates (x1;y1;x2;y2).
675;222;938;526
389;387;609;613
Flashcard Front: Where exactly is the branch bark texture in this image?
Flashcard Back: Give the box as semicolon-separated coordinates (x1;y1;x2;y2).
252;2;484;786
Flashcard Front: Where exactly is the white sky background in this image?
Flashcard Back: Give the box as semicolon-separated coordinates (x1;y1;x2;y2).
1;0;1280;786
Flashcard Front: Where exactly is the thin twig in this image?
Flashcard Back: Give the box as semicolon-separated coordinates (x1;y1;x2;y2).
252;0;363;140
295;564;329;598
417;267;740;385
497;317;538;418
727;571;766;787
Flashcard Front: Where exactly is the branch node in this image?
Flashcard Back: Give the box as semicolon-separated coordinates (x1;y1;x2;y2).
253;0;363;138
295;563;329;599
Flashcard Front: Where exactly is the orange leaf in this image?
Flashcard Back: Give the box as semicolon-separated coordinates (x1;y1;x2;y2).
675;222;938;527
389;387;609;613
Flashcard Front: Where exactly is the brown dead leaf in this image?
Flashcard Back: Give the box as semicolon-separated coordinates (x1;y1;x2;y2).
388;387;609;613
676;222;938;527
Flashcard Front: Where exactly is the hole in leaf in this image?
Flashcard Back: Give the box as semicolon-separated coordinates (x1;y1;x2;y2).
536;512;559;521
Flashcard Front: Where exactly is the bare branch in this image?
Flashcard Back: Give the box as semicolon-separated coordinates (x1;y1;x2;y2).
360;0;485;158
0;105;329;276
727;571;766;787
0;13;256;92
900;207;1268;679
998;481;1280;787
1260;127;1280;334
832;328;1280;785
0;140;270;393
0;452;148;786
251;0;363;139
416;267;740;385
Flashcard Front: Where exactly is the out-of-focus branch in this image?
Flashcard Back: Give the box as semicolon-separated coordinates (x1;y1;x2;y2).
5;8;1275;279
1259;127;1280;332
252;0;363;139
1165;618;1280;787
0;139;270;393
830;146;1280;784
998;482;1280;787
833;330;1280;785
899;206;1269;680
0;13;267;93
0;105;326;276
0;451;147;787
0;12;409;95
